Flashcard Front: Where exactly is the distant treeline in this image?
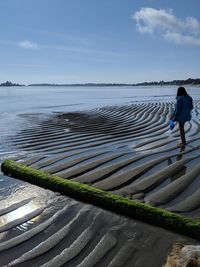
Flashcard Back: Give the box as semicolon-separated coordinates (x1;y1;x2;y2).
28;83;129;87
135;78;200;86
26;78;200;86
0;81;24;87
1;78;200;87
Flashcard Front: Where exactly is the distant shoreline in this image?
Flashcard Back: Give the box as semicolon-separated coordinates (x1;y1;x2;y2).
0;78;200;87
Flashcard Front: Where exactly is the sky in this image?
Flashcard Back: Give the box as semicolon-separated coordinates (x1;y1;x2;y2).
0;0;200;84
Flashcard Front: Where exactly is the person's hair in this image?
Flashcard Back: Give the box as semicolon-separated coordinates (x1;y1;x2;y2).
177;86;188;97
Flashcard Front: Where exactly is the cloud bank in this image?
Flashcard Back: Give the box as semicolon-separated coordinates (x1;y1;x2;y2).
18;40;39;49
132;7;200;46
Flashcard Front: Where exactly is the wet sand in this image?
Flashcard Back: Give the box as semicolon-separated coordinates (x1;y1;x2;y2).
11;100;200;218
1;100;200;266
0;183;198;267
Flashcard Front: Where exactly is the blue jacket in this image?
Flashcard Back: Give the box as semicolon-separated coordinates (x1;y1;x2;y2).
174;95;193;123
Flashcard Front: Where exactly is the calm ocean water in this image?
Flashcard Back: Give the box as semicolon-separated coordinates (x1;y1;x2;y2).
0;85;200;139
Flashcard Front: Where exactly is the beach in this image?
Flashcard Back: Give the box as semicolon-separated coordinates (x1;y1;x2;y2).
0;85;200;266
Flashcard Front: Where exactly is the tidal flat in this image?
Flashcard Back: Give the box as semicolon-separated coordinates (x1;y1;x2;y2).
0;85;200;266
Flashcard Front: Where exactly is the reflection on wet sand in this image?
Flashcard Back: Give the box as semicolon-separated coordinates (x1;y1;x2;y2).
176;145;186;161
0;201;40;227
0;182;57;243
171;166;187;182
171;146;187;181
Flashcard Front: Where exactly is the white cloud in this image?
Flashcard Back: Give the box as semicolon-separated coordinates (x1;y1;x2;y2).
132;7;200;46
163;32;200;46
18;40;39;49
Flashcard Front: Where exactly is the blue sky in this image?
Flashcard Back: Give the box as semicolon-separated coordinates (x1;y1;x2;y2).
0;0;200;84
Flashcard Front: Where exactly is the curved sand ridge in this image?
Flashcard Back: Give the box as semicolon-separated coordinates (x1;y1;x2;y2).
11;100;200;218
1;100;200;266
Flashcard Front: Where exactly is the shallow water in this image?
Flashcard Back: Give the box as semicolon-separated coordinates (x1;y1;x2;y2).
0;85;199;135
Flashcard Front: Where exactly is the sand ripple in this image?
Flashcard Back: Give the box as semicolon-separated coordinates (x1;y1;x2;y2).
11;101;200;217
1;100;200;266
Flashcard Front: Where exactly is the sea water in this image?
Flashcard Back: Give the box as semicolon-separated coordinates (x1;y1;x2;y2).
0;85;199;137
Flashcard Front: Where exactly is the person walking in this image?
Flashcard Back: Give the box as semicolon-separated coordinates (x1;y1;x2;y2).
172;87;193;147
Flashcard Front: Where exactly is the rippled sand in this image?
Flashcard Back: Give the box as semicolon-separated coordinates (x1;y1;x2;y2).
1;100;200;266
